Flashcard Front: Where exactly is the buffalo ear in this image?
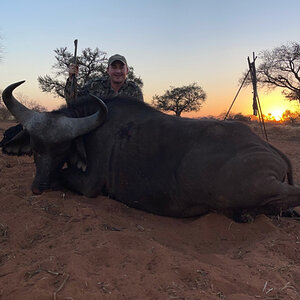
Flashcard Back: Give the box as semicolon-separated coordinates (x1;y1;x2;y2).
68;136;87;172
2;130;32;156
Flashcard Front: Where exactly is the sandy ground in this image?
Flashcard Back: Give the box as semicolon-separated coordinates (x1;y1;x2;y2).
0;121;300;300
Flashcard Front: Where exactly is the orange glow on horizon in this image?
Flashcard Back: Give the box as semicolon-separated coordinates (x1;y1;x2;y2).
265;108;285;122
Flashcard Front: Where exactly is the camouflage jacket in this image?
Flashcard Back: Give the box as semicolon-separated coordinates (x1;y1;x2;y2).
65;76;144;105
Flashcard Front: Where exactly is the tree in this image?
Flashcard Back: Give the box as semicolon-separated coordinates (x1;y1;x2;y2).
152;83;206;117
282;109;300;125
243;42;300;102
38;47;143;99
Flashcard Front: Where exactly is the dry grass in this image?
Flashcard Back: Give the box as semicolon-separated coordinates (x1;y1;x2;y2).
250;122;300;141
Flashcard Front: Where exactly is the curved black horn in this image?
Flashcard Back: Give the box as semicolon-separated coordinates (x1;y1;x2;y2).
90;94;108;116
2;82;108;141
63;94;108;138
2;81;38;125
57;110;107;140
33;94;109;142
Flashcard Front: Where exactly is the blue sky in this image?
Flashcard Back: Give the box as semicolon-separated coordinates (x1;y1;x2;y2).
1;0;300;116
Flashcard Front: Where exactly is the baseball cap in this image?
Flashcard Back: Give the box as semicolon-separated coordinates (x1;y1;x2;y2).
108;54;127;66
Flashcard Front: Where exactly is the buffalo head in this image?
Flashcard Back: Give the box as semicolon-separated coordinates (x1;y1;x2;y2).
2;81;108;194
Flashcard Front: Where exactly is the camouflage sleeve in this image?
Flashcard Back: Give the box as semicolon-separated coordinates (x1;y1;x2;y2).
64;78;73;104
64;78;90;104
135;86;144;102
127;83;144;102
82;79;98;95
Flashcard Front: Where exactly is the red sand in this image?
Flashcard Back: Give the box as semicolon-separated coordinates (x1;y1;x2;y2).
0;121;299;300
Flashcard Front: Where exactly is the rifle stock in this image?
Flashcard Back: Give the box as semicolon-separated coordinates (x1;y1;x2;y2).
70;39;78;102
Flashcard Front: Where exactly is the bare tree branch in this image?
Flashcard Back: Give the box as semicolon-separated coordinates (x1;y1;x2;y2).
242;42;300;103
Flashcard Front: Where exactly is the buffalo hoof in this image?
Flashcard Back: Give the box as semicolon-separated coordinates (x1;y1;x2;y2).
32;186;43;195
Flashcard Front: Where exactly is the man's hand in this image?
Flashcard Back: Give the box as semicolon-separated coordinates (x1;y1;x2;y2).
68;63;79;79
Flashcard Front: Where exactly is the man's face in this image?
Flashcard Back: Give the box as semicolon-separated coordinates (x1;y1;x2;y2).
107;61;128;85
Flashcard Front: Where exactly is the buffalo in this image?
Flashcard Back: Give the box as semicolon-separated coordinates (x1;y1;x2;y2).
2;81;300;220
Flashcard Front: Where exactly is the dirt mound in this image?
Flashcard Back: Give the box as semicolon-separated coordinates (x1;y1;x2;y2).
0;121;299;299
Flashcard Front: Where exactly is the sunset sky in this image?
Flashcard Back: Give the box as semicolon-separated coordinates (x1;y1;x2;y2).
1;0;300;118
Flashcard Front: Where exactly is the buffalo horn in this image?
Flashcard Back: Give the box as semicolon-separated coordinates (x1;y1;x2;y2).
2;81;38;125
2;81;108;141
57;109;107;140
53;94;108;140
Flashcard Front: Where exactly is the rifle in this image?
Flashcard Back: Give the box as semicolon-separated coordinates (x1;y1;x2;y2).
70;39;78;103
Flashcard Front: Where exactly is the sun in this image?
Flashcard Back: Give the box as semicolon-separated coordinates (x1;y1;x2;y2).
272;109;283;121
268;108;284;121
